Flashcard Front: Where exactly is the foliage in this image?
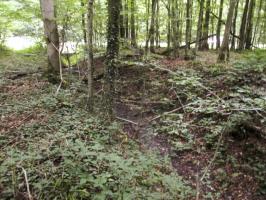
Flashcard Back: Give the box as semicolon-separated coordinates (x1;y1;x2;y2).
0;55;193;199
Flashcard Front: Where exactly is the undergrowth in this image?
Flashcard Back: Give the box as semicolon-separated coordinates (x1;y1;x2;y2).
0;63;193;199
152;50;266;198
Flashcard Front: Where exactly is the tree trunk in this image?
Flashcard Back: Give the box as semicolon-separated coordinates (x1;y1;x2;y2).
81;0;87;44
105;0;120;118
230;0;239;50
145;0;150;54
216;0;224;49
130;0;137;47
218;0;238;62
125;0;129;39
167;0;171;50
200;0;211;50
150;0;157;53
87;0;94;111
155;0;160;48
185;0;192;59
257;1;266;46
171;0;179;57
238;0;250;50
245;0;255;49
252;0;263;45
195;0;205;53
40;0;60;77
120;0;125;39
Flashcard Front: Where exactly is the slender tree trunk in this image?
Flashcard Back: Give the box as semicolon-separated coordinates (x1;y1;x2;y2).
81;0;87;44
200;0;211;50
252;0;263;45
125;0;129;39
185;0;192;59
150;0;157;53
87;0;94;111
245;0;255;49
167;0;171;49
155;0;160;48
195;0;205;53
216;0;224;49
105;0;120;118
145;0;150;53
120;0;125;39
238;0;250;50
171;0;179;57
130;0;137;47
257;1;266;46
218;0;238;62
40;0;60;78
231;0;239;50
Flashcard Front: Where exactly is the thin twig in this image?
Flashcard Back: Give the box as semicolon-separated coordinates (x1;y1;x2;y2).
200;130;224;181
17;166;33;200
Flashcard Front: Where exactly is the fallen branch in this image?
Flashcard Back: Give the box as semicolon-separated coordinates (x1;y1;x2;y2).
116;116;139;125
161;34;216;55
149;103;193;122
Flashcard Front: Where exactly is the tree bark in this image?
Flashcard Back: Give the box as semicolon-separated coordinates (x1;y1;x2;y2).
195;0;205;53
185;0;192;59
218;0;238;62
87;0;94;111
252;0;263;45
150;0;157;53
120;0;125;39
171;0;179;57
105;0;120;118
230;0;239;50
238;0;250;50
216;0;224;49
81;0;87;44
155;0;160;48
245;0;255;49
200;0;211;50
124;0;129;39
130;0;137;47
40;0;60;77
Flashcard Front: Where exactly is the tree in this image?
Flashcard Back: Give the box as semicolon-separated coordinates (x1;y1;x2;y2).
171;0;179;57
245;0;255;49
185;0;192;60
87;0;94;111
40;0;60;79
120;0;125;39
218;0;238;62
216;0;224;49
195;0;205;53
130;0;137;47
81;0;87;44
149;0;157;53
105;0;120;118
252;0;263;46
238;0;250;50
200;0;211;50
125;0;129;39
231;0;239;50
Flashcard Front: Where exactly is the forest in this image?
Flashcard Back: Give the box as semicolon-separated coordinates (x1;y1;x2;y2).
0;0;265;199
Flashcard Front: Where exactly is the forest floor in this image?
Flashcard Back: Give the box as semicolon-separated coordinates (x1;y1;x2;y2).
0;48;266;200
